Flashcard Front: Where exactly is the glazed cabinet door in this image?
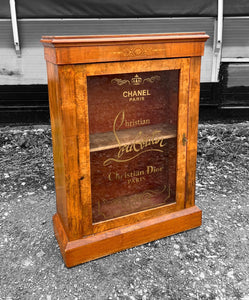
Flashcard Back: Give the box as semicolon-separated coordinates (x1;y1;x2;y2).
76;58;190;235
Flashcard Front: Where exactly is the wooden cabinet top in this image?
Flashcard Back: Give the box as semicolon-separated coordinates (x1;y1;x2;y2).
40;32;209;65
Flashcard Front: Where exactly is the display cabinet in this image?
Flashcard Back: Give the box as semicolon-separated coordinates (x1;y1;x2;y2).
41;33;209;267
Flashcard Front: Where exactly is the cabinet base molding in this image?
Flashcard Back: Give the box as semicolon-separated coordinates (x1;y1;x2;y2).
53;206;202;268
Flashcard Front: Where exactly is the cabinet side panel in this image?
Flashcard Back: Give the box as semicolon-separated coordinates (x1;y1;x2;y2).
58;65;85;240
185;56;201;208
46;62;68;232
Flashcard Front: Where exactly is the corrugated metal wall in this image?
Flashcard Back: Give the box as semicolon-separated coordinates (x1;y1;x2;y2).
0;18;214;85
222;17;249;60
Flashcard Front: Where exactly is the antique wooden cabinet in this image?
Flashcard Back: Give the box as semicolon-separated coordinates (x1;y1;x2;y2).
41;33;209;267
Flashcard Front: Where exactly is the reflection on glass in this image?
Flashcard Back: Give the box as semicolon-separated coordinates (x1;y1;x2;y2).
87;70;179;222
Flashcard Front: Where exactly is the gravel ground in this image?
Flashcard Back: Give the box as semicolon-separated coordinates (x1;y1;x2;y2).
0;122;249;300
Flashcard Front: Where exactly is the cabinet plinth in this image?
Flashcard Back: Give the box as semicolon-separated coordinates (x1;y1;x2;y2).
41;33;209;267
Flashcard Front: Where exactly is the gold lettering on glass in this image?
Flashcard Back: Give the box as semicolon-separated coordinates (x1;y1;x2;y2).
103;111;166;166
111;74;160;86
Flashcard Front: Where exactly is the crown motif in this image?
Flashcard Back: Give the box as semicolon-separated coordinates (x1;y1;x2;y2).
131;74;142;86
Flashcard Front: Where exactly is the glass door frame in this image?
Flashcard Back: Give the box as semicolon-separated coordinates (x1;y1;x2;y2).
76;57;190;235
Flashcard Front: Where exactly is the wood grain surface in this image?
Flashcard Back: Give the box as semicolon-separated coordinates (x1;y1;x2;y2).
42;33;209;267
53;206;202;267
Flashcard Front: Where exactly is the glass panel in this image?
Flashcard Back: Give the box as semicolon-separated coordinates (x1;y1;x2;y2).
87;70;179;223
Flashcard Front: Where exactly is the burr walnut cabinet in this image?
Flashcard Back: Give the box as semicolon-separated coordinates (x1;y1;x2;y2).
41;32;209;267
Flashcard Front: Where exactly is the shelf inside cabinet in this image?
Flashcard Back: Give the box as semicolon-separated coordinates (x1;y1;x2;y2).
90;123;176;152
